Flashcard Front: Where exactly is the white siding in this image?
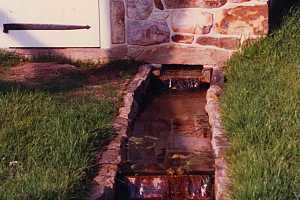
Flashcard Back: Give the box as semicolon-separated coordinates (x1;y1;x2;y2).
0;0;101;47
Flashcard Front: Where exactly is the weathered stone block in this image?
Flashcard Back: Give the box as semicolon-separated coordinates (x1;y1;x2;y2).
99;149;121;165
172;34;194;44
111;1;125;44
165;0;227;9
127;20;170;45
150;11;169;20
127;0;154;20
89;164;118;200
196;36;240;50
171;10;213;34
131;44;233;65
215;5;269;36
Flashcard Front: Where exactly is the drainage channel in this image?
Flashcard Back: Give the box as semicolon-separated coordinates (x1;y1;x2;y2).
115;65;215;200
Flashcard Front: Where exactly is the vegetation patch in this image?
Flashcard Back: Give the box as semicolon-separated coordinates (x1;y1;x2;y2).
0;50;26;69
221;9;300;199
0;59;139;199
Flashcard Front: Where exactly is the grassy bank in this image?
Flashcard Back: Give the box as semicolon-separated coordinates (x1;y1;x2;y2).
0;58;138;199
221;9;300;199
0;92;116;200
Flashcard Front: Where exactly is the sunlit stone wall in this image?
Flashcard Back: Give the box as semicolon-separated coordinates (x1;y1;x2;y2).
111;0;269;65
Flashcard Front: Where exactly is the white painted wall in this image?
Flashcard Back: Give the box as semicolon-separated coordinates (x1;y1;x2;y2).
99;0;112;49
0;0;111;48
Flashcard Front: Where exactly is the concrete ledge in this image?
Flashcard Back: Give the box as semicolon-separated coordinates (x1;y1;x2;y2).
128;44;234;65
6;45;128;63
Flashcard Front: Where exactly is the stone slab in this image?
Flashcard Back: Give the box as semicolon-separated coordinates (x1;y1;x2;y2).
131;44;234;65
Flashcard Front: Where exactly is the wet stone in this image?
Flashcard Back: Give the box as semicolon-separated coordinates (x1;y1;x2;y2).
116;175;214;200
125;88;214;174
152;69;161;76
115;66;222;199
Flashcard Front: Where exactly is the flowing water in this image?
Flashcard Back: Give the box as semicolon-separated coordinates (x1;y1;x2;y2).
116;68;214;200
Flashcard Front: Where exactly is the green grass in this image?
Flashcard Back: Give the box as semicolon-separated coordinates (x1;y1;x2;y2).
0;49;142;70
0;90;118;200
0;57;139;199
0;50;99;69
221;9;300;199
0;50;25;68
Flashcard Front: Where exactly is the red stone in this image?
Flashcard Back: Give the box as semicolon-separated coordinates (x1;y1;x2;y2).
196;36;240;49
165;0;227;9
171;10;213;34
172;34;194;44
215;5;269;35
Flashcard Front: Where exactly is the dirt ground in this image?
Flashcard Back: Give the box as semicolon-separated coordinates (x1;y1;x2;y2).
0;61;138;99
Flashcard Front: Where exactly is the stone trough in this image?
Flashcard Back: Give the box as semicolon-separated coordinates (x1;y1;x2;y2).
88;64;230;200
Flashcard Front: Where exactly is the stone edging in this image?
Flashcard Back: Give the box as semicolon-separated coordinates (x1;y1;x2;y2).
88;64;231;200
205;67;231;200
88;64;153;200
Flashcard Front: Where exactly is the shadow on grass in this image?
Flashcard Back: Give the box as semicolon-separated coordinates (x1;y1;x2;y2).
0;59;141;94
0;71;86;94
269;0;300;32
66;127;116;200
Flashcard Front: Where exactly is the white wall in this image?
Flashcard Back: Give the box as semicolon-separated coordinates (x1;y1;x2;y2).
0;0;111;48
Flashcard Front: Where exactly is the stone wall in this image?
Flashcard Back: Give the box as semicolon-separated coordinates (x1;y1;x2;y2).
111;0;269;65
206;66;231;200
88;65;153;200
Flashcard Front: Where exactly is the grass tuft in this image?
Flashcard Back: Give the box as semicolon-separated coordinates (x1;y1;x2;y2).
0;50;25;68
221;9;300;199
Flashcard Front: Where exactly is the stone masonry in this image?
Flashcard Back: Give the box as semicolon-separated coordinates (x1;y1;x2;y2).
111;0;269;65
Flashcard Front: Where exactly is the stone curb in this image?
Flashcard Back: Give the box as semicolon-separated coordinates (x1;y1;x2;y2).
205;67;231;200
88;64;153;200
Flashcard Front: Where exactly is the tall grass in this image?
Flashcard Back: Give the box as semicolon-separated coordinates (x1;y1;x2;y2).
0;89;118;200
221;9;300;199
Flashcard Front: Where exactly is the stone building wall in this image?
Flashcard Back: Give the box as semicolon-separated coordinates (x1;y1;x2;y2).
111;0;269;65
